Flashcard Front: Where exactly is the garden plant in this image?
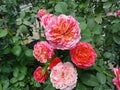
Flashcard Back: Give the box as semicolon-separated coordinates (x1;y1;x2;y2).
0;0;120;90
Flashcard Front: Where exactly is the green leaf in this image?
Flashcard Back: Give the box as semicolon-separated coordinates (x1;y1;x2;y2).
0;83;2;90
12;36;21;43
2;79;9;90
87;17;95;29
76;83;87;90
11;45;22;56
93;85;103;90
10;77;18;83
13;68;19;77
23;20;32;26
34;81;41;87
40;37;46;41
18;73;25;81
19;66;27;75
18;82;25;87
0;19;3;26
2;47;11;54
55;2;67;14
103;52;112;58
95;15;102;24
80;22;87;30
96;73;106;84
80;73;99;86
42;61;50;75
0;29;8;38
113;35;120;44
111;23;120;33
102;0;108;2
103;2;112;9
81;28;92;42
92;25;102;34
16;18;22;25
44;84;55;90
97;59;104;66
93;65;103;73
20;11;25;19
25;49;33;57
18;25;28;34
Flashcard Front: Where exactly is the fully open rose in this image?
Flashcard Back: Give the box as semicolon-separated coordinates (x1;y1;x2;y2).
33;41;54;63
45;14;81;50
70;42;97;68
50;62;77;90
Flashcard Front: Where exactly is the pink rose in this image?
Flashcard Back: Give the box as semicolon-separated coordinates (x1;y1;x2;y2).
45;14;81;50
38;9;46;20
33;66;48;83
114;10;120;17
50;62;77;90
70;42;97;68
40;14;54;28
113;68;120;90
33;41;54;63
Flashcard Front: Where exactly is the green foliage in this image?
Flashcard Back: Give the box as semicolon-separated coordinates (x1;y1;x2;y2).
0;29;8;38
0;0;119;89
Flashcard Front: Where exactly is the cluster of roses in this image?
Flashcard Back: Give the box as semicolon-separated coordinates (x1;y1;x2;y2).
106;9;120;17
33;9;97;90
106;9;120;90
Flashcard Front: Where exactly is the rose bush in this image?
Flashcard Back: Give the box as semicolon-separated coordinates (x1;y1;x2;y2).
0;0;120;90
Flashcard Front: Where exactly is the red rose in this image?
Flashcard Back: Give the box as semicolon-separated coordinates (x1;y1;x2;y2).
33;66;48;83
70;42;97;69
49;57;62;70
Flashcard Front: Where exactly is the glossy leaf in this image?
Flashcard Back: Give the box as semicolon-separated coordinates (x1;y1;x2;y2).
25;49;33;57
55;2;67;13
0;29;8;38
113;35;120;45
96;73;106;84
80;73;99;86
44;84;55;90
11;45;22;56
76;83;88;90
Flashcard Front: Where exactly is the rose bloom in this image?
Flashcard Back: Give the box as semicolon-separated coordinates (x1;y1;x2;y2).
33;41;54;63
41;14;54;28
114;10;120;17
49;57;62;70
45;14;81;50
70;42;97;69
33;66;48;83
50;62;78;90
113;68;120;90
38;9;46;20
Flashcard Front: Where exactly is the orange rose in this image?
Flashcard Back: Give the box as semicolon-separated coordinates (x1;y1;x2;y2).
70;42;97;68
